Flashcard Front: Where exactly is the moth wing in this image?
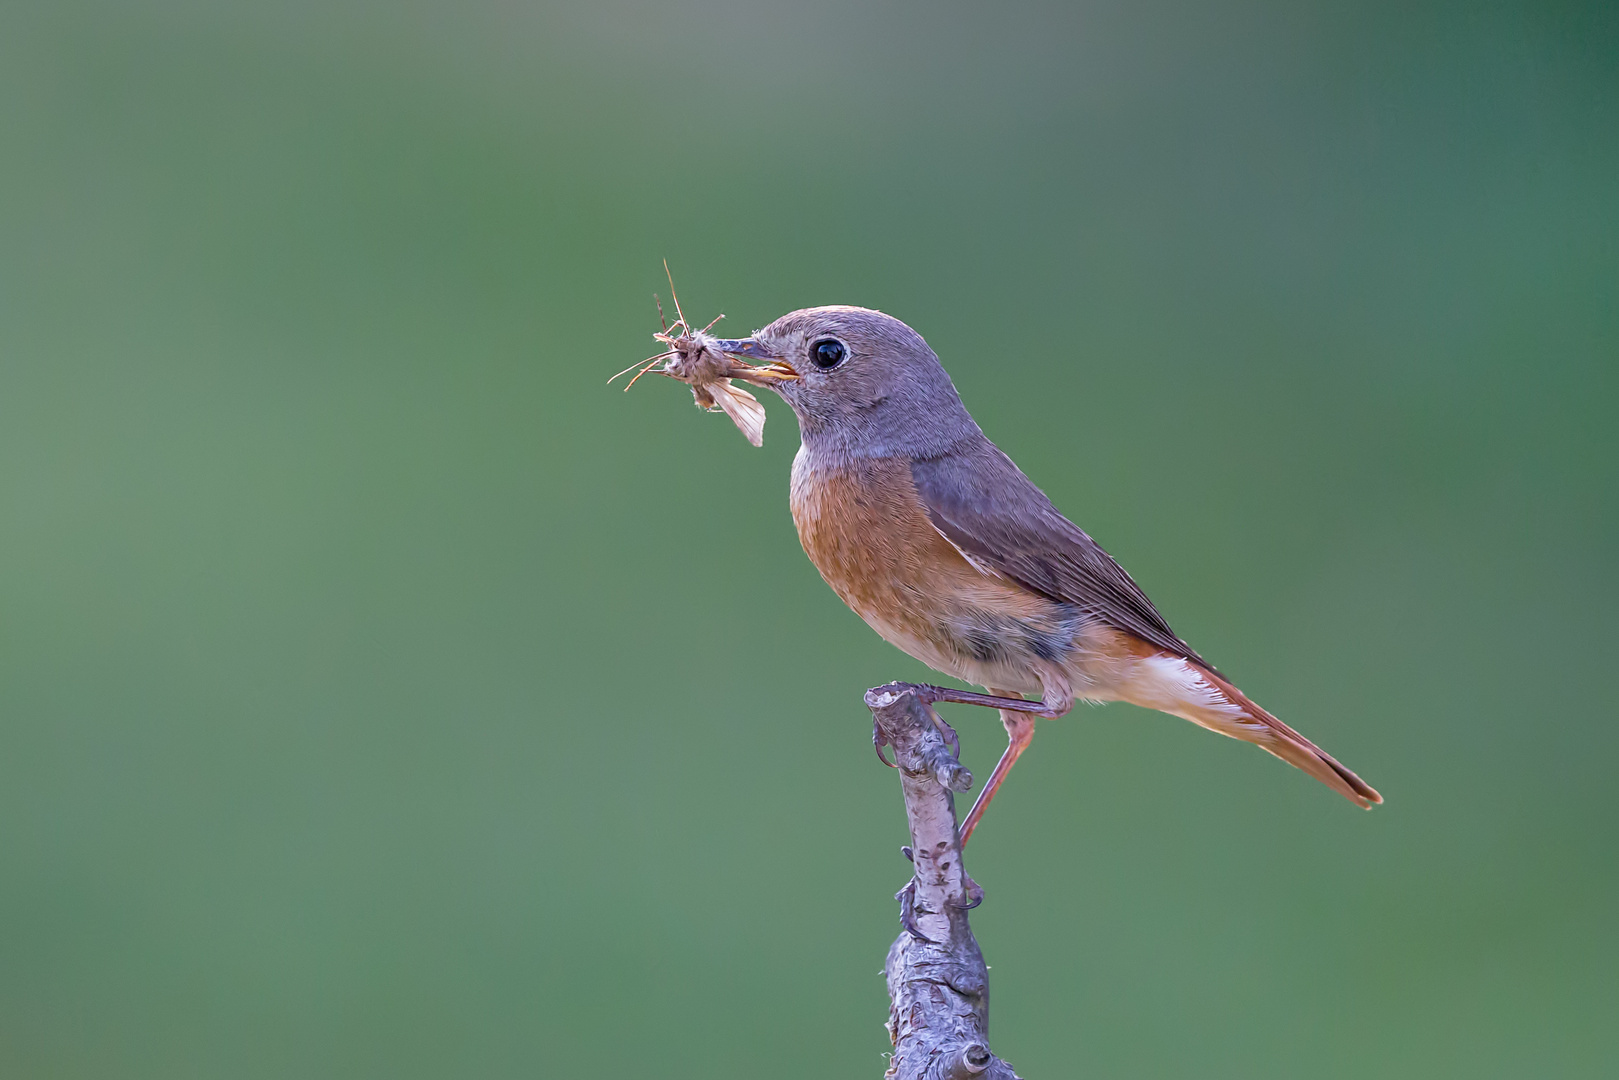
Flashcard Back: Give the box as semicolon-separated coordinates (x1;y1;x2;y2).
708;379;767;446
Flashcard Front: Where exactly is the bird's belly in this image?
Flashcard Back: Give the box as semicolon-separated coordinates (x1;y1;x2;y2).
789;453;1079;696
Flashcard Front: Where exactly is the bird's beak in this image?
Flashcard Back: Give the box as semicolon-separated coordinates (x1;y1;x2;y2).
713;339;799;383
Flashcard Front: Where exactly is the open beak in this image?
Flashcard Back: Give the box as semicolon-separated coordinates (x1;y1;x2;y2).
713;339;799;383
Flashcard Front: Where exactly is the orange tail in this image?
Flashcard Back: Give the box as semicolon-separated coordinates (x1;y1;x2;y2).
1200;668;1382;808
1118;647;1382;808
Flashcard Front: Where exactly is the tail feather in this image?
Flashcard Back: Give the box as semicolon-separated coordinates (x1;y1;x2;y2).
1203;668;1382;808
1119;649;1382;808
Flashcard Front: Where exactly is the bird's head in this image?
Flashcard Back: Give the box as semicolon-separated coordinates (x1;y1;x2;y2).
714;306;979;458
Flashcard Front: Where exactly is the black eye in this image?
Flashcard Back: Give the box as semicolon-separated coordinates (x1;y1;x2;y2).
811;339;846;369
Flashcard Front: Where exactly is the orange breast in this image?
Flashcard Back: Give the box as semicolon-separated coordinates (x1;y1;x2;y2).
789;451;1073;684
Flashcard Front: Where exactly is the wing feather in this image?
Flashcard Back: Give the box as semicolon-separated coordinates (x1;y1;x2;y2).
910;440;1208;668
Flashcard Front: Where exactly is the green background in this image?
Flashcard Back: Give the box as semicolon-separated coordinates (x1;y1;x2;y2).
2;2;1615;1076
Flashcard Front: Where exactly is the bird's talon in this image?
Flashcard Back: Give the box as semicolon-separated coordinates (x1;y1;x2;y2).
895;879;934;943
930;709;961;759
873;720;897;768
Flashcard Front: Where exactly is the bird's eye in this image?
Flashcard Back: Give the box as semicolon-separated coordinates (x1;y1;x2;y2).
811;339;846;369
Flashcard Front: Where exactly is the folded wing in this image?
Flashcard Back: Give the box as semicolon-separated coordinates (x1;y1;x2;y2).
910;438;1208;668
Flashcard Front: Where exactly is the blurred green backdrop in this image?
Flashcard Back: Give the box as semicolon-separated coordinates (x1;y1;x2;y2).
1;2;1615;1076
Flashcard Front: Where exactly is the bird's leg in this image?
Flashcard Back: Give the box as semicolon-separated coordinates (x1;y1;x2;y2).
865;681;1062;847
957;708;1037;848
904;683;1062;718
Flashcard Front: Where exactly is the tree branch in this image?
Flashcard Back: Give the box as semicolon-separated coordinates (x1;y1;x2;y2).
868;682;1024;1080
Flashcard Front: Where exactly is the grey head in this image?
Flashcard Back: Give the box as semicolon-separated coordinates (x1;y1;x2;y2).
714;306;982;460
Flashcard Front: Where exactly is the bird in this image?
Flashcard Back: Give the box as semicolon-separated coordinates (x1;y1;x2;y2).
714;306;1381;844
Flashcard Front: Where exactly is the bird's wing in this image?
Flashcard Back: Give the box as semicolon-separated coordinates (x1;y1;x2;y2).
910;439;1209;668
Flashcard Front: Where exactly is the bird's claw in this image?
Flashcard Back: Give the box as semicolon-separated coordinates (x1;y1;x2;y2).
895;878;934;943
873;718;897;768
951;873;985;910
930;708;960;760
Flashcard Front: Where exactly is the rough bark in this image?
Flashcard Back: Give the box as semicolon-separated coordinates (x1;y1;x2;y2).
868;682;1024;1080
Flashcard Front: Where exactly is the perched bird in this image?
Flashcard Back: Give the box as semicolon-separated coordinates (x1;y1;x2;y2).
716;306;1381;844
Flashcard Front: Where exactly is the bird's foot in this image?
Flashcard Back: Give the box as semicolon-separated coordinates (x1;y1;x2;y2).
930;709;961;759
895;878;934;943
873;715;896;768
872;700;961;771
870;681;1062;718
896;866;978;936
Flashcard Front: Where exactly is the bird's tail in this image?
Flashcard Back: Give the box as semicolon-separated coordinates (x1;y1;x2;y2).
1203;667;1382;808
1121;651;1382;808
